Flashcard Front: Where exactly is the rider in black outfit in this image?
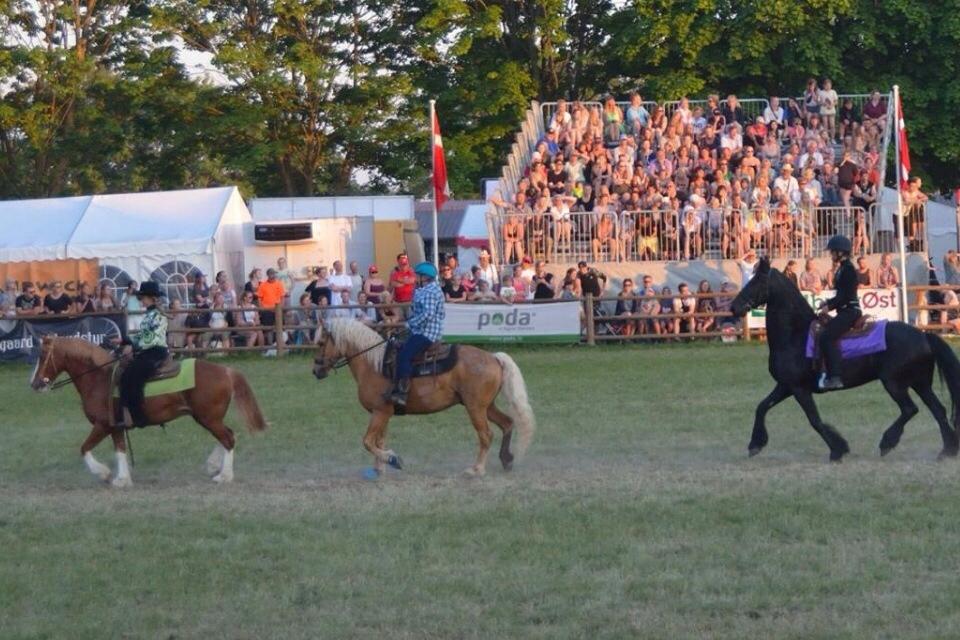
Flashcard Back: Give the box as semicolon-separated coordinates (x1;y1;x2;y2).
817;235;861;390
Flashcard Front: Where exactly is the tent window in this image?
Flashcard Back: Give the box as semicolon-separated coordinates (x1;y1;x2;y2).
150;260;201;305
98;265;133;301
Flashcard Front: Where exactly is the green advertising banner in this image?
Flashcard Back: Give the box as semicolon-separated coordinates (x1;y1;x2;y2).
443;301;581;344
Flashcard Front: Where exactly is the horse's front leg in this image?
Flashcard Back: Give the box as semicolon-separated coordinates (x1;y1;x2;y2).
793;388;850;461
109;429;133;487
80;423;112;482
749;382;791;456
362;409;402;472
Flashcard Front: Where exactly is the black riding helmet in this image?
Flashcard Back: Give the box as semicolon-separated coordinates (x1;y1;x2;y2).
826;235;852;255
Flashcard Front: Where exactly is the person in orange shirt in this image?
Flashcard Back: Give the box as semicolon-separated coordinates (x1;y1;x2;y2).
257;268;286;347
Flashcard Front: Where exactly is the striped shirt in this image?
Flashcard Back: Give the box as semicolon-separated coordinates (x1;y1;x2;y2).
407;281;445;342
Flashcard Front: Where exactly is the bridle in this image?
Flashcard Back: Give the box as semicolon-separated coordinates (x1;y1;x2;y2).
313;328;389;378
38;339;120;391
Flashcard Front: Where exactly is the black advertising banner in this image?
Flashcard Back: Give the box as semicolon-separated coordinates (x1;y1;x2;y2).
0;315;125;363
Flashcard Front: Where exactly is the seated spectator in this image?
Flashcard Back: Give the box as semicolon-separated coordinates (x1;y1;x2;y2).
624;92;650;135
470;279;499;303
745;208;772;251
862;90;887;134
378;291;403;328
771;202;794;258
332;290;354;319
856;257;874;288
288;293;315;344
839;98;859;141
695;280;716;334
499;276;518;303
184;292;211;349
764;96;785;126
877;253;899;289
94;283;118;312
43;281;72;315
444;274;468;303
784;260;799;288
0;279;16;317
721;94;745;126
353;292;378;326
503;215;525;264
74;283;95;314
192;273;210;301
208;292;231;351
614;279;639;336
658;286;676;334
944;251;960;287
236;290;264;347
715;282;740;329
673;282;697;335
638;282;661;335
799;259;823;293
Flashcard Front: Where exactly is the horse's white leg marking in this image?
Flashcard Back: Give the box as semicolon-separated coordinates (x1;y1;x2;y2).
111;451;132;488
84;451;111;482
206;444;226;476
213;448;234;483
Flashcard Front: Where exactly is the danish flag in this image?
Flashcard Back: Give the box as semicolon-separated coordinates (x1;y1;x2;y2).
897;95;911;190
432;110;450;210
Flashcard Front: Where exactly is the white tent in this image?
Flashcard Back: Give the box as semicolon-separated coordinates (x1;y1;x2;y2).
455;203;492;268
65;187;251;301
0;195;91;263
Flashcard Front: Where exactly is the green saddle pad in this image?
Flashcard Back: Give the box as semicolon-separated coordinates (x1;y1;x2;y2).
113;359;197;398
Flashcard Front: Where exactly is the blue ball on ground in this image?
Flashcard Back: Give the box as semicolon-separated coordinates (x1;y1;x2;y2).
361;467;381;481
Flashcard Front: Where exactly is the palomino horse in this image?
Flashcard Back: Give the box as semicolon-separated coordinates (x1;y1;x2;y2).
30;335;268;486
312;318;535;476
731;257;960;460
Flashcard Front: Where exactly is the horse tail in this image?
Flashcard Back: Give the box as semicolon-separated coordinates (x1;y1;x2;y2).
926;333;960;428
230;369;269;433
493;352;535;458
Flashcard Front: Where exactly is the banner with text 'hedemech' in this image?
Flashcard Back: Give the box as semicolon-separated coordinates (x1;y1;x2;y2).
444;302;581;343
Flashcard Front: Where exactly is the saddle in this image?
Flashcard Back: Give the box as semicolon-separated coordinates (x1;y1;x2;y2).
810;314;874;371
382;340;459;381
115;353;182;383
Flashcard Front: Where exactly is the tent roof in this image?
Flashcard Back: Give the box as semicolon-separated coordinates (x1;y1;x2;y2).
67;187;243;259
0;196;91;262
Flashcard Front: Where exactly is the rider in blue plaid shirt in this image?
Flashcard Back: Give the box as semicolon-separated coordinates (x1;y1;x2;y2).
389;261;446;407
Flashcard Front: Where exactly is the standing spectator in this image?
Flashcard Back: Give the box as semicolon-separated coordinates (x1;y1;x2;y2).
328;260;353;304
244;268;263;303
275;257;296;303
348;260;364;300
576;261;605;299
216;272;238;309
94;282;118;311
289;293;316;344
236;290;263;347
856;257;874;288
877;253;899;289
43;281;72;315
802;78;821;123
305;266;332;306
738;249;759;285
121;281;142;329
184;291;211;350
16;281;42;316
476;249;498;290
257;268;286;347
389;254;416;304
837;151;859;209
944;251;960;287
0;279;17;317
799;259;823;293
167;299;186;349
74;283;95;314
191;273;210;301
901;176;928;250
819;79;838;141
363;265;386;303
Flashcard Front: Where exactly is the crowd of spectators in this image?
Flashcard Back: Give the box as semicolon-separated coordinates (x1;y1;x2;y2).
494;85;891;264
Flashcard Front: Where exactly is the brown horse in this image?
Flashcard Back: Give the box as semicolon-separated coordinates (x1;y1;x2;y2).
312;318;535;477
30;335;268;487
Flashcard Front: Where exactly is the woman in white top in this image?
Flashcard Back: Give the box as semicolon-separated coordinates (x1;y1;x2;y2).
674;97;693;128
208;291;231;350
237;290;264;347
818;78;839;142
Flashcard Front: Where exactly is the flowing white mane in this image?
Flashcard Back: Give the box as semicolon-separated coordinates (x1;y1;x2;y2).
324;318;386;370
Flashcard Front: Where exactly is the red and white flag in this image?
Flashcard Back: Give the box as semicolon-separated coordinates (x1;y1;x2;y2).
897;95;911;190
432;109;450;210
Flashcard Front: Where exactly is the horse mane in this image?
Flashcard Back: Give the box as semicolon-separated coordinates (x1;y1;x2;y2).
53;336;114;366
324;318;385;370
769;268;815;321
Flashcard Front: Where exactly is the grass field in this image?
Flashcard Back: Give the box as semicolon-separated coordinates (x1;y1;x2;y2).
4;342;960;639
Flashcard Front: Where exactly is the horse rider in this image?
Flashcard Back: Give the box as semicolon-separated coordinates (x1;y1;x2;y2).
117;281;169;428
817;234;861;391
389;261;445;407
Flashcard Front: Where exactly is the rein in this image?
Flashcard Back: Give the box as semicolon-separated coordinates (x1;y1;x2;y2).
48;350;120;390
331;337;389;371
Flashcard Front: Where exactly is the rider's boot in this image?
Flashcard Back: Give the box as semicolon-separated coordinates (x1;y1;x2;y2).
818;373;844;391
389;378;411;407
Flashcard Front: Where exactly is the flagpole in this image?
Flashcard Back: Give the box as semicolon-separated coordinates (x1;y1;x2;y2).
430;99;440;266
893;85;910;323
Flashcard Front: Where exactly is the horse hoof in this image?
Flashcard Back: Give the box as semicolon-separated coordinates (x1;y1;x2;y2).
748;447;763;457
937;449;958;461
387;454;403;470
212;473;233;484
111;476;132;488
501;460;514;472
463;467;485;478
361;467;381;481
880;446;893;457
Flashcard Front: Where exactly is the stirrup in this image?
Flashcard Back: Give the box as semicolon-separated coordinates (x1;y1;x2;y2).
818;374;844;391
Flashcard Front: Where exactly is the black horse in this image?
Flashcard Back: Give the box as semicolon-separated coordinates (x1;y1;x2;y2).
730;257;960;461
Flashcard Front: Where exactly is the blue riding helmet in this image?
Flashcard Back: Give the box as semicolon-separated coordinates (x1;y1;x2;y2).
414;262;438;279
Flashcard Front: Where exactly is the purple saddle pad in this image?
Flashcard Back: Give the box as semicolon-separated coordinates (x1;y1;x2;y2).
805;320;888;359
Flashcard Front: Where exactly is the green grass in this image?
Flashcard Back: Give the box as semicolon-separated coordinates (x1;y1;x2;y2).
4;343;960;639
